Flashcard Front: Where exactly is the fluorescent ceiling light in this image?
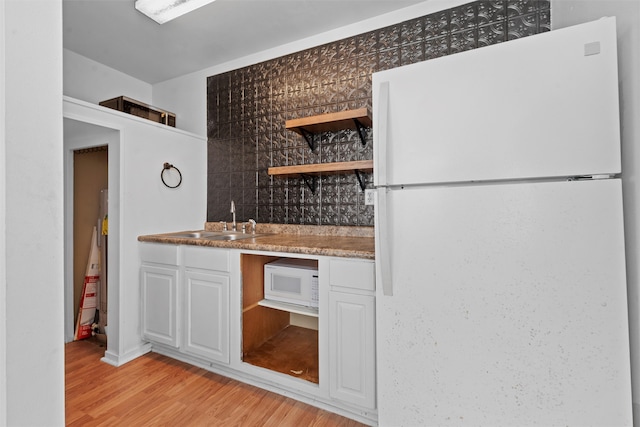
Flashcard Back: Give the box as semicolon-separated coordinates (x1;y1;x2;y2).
135;0;217;24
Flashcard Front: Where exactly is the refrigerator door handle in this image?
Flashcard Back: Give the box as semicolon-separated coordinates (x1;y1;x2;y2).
375;188;393;296
375;81;389;187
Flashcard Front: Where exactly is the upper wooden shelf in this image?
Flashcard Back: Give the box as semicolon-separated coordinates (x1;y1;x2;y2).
285;108;372;135
278;108;373;193
286;108;372;149
268;160;373;177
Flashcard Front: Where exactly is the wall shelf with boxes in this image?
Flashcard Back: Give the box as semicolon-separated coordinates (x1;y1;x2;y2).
270;108;373;193
99;96;176;127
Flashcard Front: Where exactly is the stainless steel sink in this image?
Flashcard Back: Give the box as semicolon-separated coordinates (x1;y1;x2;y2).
205;233;261;241
166;231;222;238
166;230;271;241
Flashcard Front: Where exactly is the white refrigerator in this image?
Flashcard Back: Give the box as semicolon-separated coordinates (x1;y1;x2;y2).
372;17;632;426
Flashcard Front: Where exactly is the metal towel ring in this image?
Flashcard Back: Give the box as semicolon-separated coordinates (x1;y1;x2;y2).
161;162;182;188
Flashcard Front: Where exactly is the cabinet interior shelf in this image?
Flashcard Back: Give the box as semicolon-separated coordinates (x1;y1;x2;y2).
258;299;319;318
268;160;373;193
286;108;372;150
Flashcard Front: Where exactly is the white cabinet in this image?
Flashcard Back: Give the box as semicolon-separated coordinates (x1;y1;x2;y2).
328;258;376;410
140;243;231;364
140;243;180;348
182;246;230;364
139;243;376;424
329;291;375;408
183;270;229;363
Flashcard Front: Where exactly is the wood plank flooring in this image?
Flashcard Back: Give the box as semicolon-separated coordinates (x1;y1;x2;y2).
65;339;366;426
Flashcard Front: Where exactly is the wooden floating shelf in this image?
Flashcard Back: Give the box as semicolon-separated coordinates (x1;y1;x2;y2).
285;108;372;134
279;109;373;192
268;160;373;177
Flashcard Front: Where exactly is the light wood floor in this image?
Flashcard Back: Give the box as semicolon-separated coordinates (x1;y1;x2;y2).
65;339;366;426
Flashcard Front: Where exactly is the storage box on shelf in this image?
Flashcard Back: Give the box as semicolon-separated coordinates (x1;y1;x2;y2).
99;96;176;127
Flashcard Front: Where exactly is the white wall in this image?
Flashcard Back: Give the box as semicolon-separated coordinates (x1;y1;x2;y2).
63;97;207;366
152;0;469;137
3;0;65;425
64;1;469;138
552;1;640;423
64;48;153;109
0;0;6;424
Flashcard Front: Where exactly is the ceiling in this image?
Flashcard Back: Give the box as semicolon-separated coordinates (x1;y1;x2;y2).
63;0;426;84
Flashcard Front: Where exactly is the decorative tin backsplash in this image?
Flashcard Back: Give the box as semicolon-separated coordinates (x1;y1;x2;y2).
207;0;550;226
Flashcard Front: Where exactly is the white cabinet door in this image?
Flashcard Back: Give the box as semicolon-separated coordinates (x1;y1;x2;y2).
329;291;375;409
141;264;179;348
183;270;230;364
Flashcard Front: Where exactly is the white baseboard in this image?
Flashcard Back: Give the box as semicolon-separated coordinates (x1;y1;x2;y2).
100;343;152;367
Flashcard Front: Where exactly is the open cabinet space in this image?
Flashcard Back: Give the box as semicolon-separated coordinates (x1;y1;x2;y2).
241;254;319;384
242;324;319;383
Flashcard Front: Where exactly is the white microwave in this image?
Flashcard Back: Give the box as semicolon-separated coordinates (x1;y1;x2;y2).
264;258;318;308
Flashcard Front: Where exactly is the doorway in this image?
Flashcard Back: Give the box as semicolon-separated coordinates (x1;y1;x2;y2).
72;147;108;342
63;117;118;344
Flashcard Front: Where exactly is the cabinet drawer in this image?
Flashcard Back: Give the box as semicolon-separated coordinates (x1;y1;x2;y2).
329;259;375;291
140;242;179;265
183;246;230;272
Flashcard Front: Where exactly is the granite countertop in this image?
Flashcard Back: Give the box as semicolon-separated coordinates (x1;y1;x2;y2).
138;223;375;260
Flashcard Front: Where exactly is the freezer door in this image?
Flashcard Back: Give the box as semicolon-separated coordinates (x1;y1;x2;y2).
375;179;632;426
373;17;620;187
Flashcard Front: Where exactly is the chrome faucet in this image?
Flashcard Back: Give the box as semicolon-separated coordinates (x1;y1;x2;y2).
230;200;236;231
248;218;256;234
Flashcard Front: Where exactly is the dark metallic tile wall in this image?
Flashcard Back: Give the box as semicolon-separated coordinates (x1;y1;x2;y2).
207;0;550;226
